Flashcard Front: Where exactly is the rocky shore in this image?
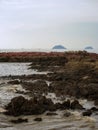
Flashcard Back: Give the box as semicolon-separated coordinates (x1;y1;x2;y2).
0;51;98;129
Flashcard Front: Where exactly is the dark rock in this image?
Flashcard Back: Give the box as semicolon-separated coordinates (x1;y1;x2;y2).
49;81;78;97
8;80;20;85
61;100;70;109
70;100;83;110
82;110;92;116
94;100;98;106
10;118;28;123
30;56;68;71
46;112;58;116
5;96;27;116
90;107;98;112
22;80;48;94
34;118;42;121
38;96;56;112
55;103;62;109
4;96;56;116
63;111;71;117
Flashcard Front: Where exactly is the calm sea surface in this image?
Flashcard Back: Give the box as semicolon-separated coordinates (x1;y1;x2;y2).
0;63;47;77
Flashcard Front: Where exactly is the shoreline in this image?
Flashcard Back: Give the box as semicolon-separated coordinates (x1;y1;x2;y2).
0;50;98;129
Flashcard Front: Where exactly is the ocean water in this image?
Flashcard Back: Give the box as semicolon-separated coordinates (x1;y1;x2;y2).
0;48;98;53
0;63;48;77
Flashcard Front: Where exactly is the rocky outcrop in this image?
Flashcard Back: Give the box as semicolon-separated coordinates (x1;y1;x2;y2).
22;80;48;94
4;96;56;116
30;56;68;71
4;96;84;116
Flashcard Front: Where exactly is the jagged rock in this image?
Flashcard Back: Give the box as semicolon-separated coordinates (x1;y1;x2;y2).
4;96;56;116
70;100;83;110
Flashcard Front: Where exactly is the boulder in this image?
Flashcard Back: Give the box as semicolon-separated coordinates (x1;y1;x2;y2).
4;96;55;116
5;96;26;116
82;110;92;116
70;100;83;110
61;99;70;109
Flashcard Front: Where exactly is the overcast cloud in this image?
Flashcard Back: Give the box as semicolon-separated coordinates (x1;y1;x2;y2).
0;0;98;49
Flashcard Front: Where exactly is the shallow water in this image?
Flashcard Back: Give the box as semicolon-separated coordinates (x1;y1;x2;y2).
0;82;98;130
0;63;98;130
0;110;97;130
0;63;48;77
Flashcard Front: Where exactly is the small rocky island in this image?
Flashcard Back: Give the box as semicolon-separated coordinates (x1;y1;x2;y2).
52;45;66;50
85;46;94;50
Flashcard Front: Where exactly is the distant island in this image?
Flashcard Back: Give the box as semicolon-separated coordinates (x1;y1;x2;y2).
85;46;93;50
52;45;66;50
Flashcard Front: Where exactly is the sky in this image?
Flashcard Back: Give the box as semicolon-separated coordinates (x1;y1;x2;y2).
0;0;98;50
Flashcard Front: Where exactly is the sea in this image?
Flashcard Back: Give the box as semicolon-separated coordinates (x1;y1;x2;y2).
0;48;98;53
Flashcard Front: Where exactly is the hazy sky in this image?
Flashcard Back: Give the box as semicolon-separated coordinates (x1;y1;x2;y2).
0;0;98;49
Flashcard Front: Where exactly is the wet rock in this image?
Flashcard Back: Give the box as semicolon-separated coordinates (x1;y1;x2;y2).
34;118;42;121
10;118;28;123
49;81;77;97
5;96;27;116
78;83;98;100
38;96;56;112
46;112;58;116
4;96;56;116
55;103;62;109
61;100;70;109
63;111;71;117
90;107;98;112
94;100;98;106
22;80;48;94
82;110;92;116
70;100;83;110
8;80;20;84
